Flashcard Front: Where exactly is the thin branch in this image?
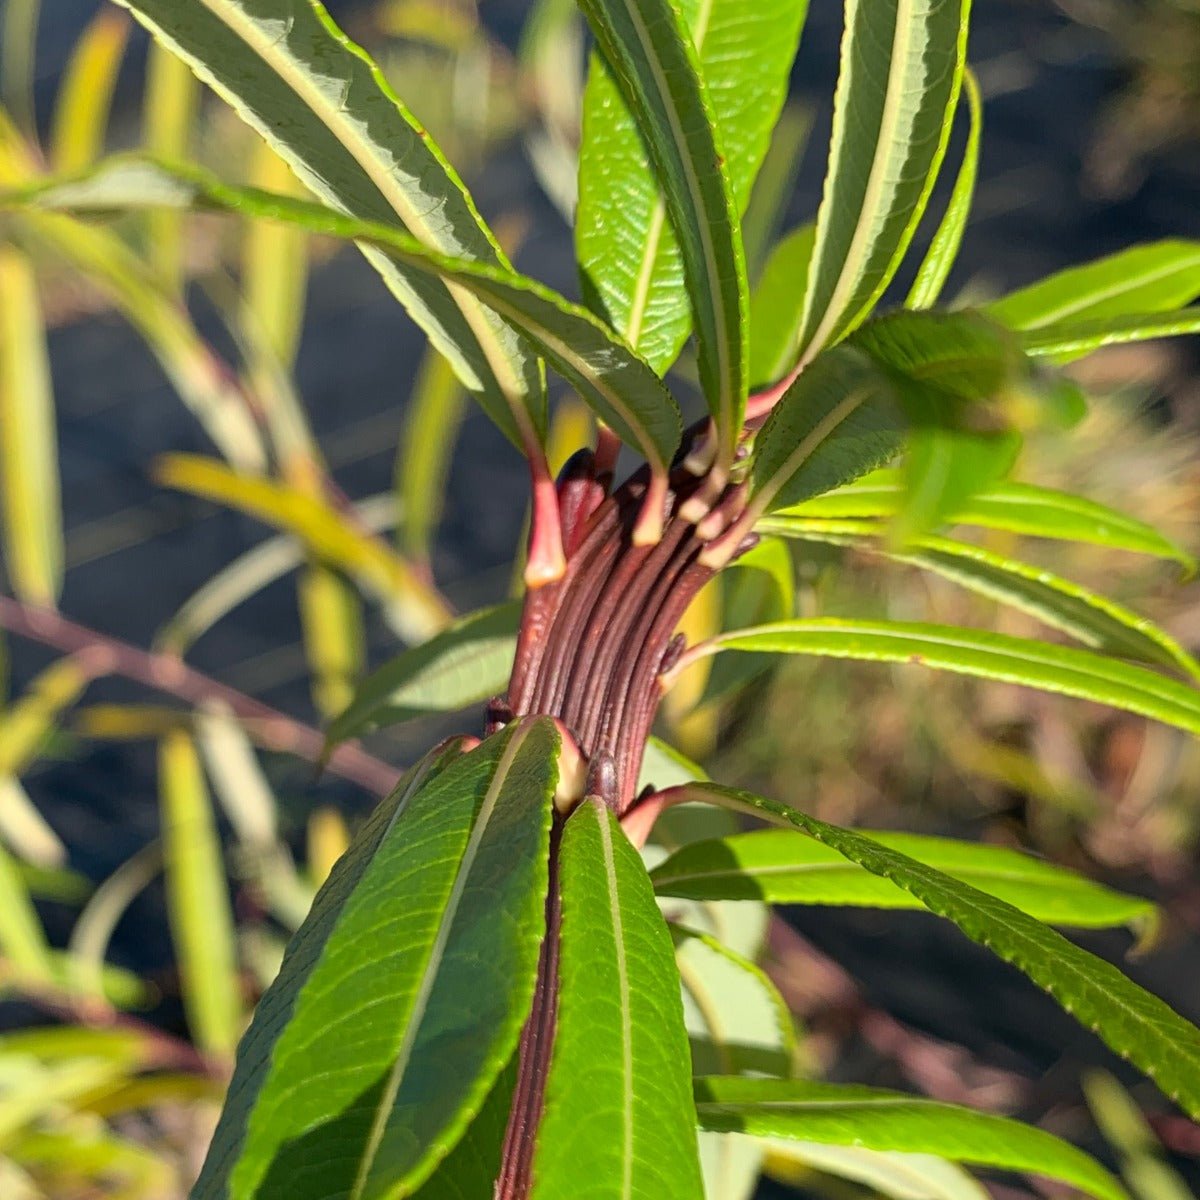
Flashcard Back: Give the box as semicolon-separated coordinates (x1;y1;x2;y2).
0;594;399;797
0;956;223;1078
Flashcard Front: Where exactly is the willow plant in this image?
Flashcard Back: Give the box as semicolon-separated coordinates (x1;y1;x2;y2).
5;0;1200;1196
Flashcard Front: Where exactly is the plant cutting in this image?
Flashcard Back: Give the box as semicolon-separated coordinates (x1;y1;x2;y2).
3;0;1200;1196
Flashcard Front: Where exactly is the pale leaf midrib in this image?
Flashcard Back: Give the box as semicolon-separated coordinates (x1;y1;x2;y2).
1013;253;1200;328
755;388;872;515
708;623;1200;722
598;807;635;1200
348;725;533;1199
475;288;666;468
623;0;715;351
616;0;734;433
197;0;530;417
800;0;920;364
712;789;1200;1075
658;861;1084;888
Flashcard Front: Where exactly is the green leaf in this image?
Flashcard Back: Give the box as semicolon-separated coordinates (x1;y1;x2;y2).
672;924;795;1076
850;309;1023;408
195;722;557;1200
11;204;267;472
0;0;40;134
13;157;682;474
154;452;450;642
987;241;1200;330
748;223;815;388
897;427;1020;546
49;10;129;173
575;0;748;463
0;244;62;607
530;799;704;1199
765;520;1200;680
906;67;982;309
0;656;93;779
153;495;397;655
741;104;814;284
409;1058;516;1200
672;925;793;1200
108;0;545;454
242;141;310;374
1020;307;1200;362
0;774;64;869
577;0;803;379
653;829;1158;933
793;0;970;365
1084;1071;1194;1200
683;784;1200;1119
749;345;904;514
771;469;1196;571
701;535;796;704
159;728;241;1059
762;1140;990;1200
0;841;55;987
141;41;198;294
701;617;1200;738
396;345;467;568
694;1077;1128;1200
326;601;520;747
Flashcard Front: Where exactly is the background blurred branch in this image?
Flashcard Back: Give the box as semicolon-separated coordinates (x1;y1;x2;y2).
0;593;400;797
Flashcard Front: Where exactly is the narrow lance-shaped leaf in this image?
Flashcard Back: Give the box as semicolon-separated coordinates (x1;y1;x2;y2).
141;41;198;294
682;783;1200;1119
694;1077;1129;1200
764;518;1200;680
49;10;130;173
653;829;1159;935
298;562;365;720
696;618;1200;739
396;345;467;568
906;67;982;309
0;0;41;133
0;775;65;869
9;207;267;472
12;158;682;476
793;0;969;366
110;0;546;453
672;923;796;1076
672;924;795;1200
325;601;521;748
159;727;242;1059
0;840;56;986
847;308;1035;541
987;241;1200;330
741;103;814;283
1021;307;1200;362
578;0;804;378
770;468;1196;571
749;345;904;516
530;798;704;1199
154;452;451;642
575;0;748;465
152;494;397;655
0;243;63;607
243;141;310;375
748;222;815;388
0;656;94;778
195;722;558;1200
762;1141;990;1200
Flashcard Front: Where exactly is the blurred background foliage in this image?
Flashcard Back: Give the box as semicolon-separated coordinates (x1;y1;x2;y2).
0;0;1197;1196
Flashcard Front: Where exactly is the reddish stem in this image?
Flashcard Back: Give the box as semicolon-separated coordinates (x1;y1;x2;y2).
0;595;399;797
